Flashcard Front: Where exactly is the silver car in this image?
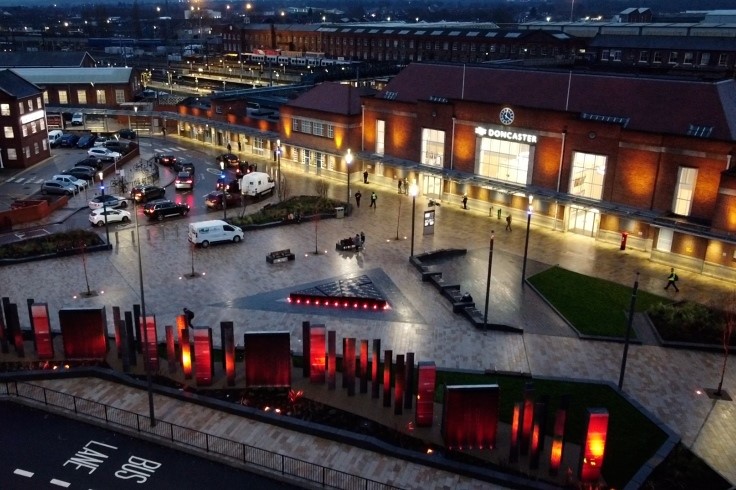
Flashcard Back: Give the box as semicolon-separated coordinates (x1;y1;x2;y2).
41;180;77;195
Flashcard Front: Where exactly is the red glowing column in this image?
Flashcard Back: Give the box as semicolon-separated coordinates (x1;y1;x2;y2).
404;352;415;409
415;361;436;427
180;324;192;380
441;385;499;451
59;306;108;359
30;303;53;359
394;354;405;415
244;332;291;388
359;340;369;394
520;382;535;455
221;321;235;386
301;321;311;378
309;325;326;384
509;401;521;464
344;338;356;395
194;327;214;386
112;306;122;358
580;408;609;483
141;315;159;371
529;399;548;470
327;330;336;390
383;349;392;407
549;395;570;476
165;325;176;373
371;339;381;399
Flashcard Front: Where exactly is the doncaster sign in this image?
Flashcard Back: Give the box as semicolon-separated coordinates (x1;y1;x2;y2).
475;126;538;144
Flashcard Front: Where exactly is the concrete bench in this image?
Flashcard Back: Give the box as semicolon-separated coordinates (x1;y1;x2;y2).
267;248;295;264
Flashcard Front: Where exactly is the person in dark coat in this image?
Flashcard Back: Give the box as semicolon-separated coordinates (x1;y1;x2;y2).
370;192;377;208
665;267;680;292
363;170;369;184
355;191;362;207
183;307;194;328
462;194;468;209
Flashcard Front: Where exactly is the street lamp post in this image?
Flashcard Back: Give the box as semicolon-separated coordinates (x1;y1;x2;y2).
345;149;353;211
98;172;110;247
483;231;495;329
521;195;534;285
395;196;402;240
409;183;418;257
133;106;138;139
133;198;156;426
276;139;282;200
220;160;227;220
618;272;640;390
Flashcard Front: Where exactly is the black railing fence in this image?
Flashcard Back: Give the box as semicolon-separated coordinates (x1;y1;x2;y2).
0;381;402;490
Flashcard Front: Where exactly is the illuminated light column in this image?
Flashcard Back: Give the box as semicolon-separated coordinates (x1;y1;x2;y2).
580;408;609;483
415;361;436;427
359;340;368;394
180;323;192;379
345;338;356;396
509;401;522;464
549;394;570;476
521;194;533;285
371;339;381;399
409;183;418;257
520;382;535;456
221;321;235;386
394;354;405;415
310;325;326;384
383;349;392;407
327;330;336;390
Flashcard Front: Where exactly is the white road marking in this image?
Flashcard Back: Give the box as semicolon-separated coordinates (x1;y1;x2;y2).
50;479;71;487
14;469;34;477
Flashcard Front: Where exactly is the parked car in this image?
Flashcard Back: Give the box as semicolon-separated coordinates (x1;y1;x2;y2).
71;112;84;126
88;147;121;162
130;185;166;203
188;220;243;247
52;174;88;191
173;161;195;175
216;176;240;193
118;128;137;140
88;194;128;210
89;208;131;227
76;134;96;148
41;180;77;195
59;133;80;148
48;130;64;147
76;157;103;170
205;190;242;210
143;200;190;221
174;172;194;190
61;167;96;180
93;136;111;147
154;154;177;166
104;140;131;153
216;153;240;167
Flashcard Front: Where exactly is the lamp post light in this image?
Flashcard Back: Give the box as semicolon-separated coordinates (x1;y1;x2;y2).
483;231;495;329
618;272;640;390
133;198;156;426
345;149;353;212
409;183;418;257
521;194;534;285
133;106;138;138
276;139;282;200
98;172;110;247
220;160;227;220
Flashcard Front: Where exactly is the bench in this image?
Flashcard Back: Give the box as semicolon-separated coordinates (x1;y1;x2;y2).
266;248;295;264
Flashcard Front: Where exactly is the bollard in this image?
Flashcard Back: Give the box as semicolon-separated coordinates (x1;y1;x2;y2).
147;228;151;240
131;230;135;245
115;231;119;245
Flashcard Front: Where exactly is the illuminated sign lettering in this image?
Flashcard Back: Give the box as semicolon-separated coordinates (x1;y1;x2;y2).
475;126;538;144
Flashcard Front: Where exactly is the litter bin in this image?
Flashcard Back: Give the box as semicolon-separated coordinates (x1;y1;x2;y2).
335;206;345;219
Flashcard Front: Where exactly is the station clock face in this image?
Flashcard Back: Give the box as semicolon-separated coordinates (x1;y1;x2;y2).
499;107;515;125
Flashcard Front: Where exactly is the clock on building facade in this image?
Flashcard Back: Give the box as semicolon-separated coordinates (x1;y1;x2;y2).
499;107;515;125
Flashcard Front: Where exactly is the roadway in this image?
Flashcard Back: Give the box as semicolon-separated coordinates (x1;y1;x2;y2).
0;401;300;489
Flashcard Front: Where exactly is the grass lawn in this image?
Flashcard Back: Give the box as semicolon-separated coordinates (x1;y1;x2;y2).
435;370;668;489
528;266;669;337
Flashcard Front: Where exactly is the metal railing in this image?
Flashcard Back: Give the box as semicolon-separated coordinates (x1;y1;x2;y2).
0;380;401;490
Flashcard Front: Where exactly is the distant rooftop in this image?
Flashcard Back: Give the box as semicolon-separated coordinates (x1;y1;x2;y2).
10;67;133;85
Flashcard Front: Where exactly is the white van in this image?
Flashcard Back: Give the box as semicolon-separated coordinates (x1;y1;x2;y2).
48;130;63;147
240;172;275;197
188;220;244;248
71;112;84;126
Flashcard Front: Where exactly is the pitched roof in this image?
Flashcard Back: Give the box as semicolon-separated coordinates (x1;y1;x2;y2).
379;63;736;140
285;82;376;115
0;69;42;98
0;51;95;68
10;67;133;85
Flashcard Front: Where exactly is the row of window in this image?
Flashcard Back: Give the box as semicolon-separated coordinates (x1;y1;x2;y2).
3;116;45;139
45;89;126;105
292;117;335;138
2;138;48;160
601;49;729;66
1;96;43;116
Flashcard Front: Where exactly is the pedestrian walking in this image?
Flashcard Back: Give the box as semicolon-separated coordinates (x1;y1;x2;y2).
354;233;362;251
505;214;512;231
462;194;468;210
354;191;362;207
664;267;680;292
161;126;166;138
360;231;365;249
363;170;369;184
398;180;403;193
370;192;377;208
497;208;502;220
183;307;194;328
227;143;232;153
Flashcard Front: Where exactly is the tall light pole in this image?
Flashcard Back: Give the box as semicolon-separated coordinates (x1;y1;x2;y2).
409;183;418;257
133;106;138;139
395;195;402;240
345;148;353;212
521;194;534;285
483;231;495;329
276;139;282;201
220;160;227;220
133;198;156;426
98;172;110;247
618;272;640;390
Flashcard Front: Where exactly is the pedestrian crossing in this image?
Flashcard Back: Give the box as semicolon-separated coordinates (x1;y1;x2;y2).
3;176;46;185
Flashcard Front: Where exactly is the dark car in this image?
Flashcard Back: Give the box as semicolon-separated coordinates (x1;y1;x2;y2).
173;161;195;175
104;140;131;153
217;153;240;167
235;162;256;178
174;172;194;190
59;133;80;148
154;154;177;166
130;185;166;203
118;128;137;140
76;157;103;170
143;200;189;221
76;134;97;148
205;190;241;210
61;167;96;180
216;176;240;193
